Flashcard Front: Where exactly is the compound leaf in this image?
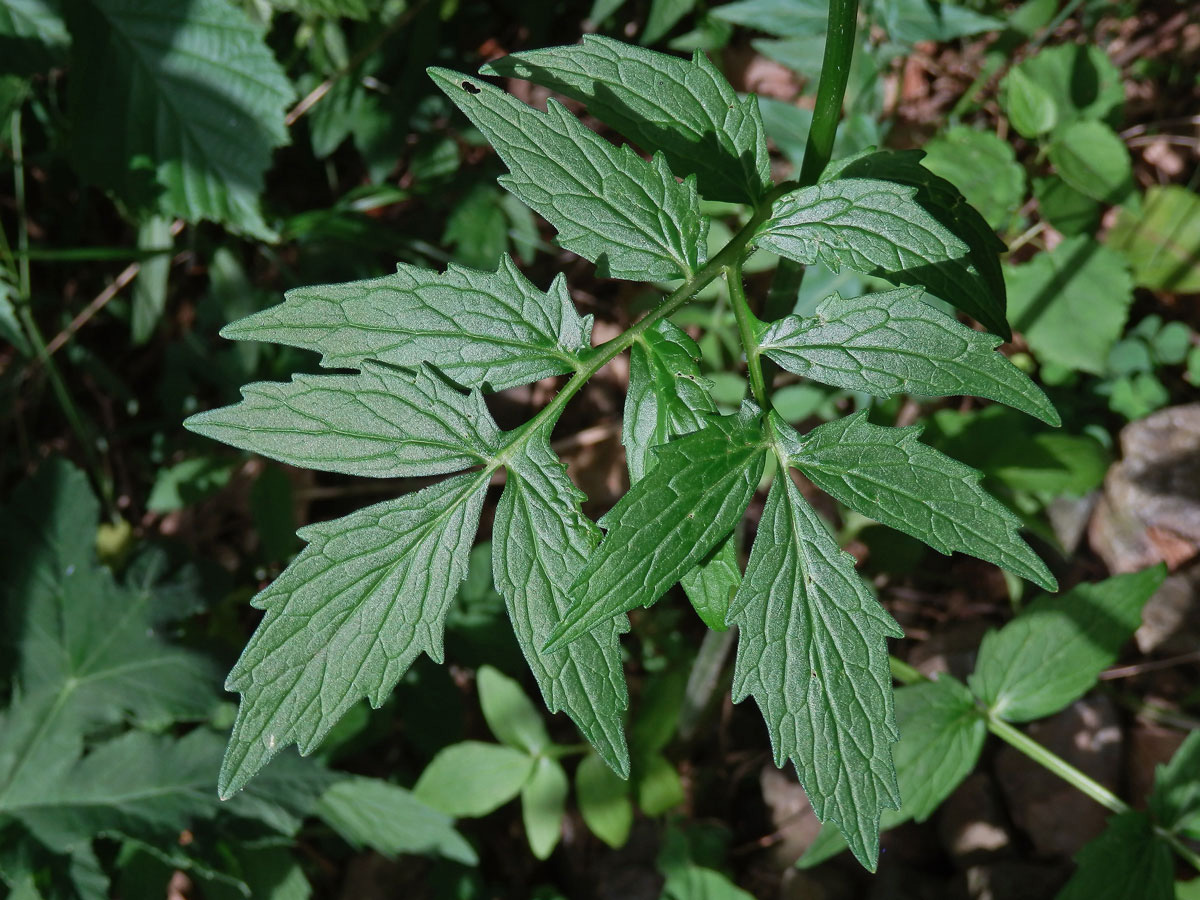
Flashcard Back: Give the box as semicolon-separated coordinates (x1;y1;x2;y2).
218;472;490;798
759;288;1059;425
800;674;986;867
65;0;294;238
492;425;630;776
791;412;1056;590
546;406;767;649
221;256;591;392
824;149;1011;339
755;180;972;323
970;566;1165;722
1057;812;1173;900
482;35;771;205
184;362;501;478
430;68;707;281
727;465;902;870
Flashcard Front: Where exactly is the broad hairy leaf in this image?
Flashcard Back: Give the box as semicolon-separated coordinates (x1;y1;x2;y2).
823;149;1011;339
482;35;771;205
65;0;294;237
315;776;477;864
185;362;501;478
790;412;1056;590
755;179;968;283
492;424;631;775
970;566;1165;722
1057;812;1173;900
800;674;986;867
545;406;767;650
758;287;1059;425
430;68;707;281
623;319;740;629
218;471;491;797
220;256;592;392
727;451;902;870
1150;730;1200;835
414;741;535;818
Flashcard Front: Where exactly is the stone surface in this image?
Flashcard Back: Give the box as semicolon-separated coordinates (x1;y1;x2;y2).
994;696;1122;858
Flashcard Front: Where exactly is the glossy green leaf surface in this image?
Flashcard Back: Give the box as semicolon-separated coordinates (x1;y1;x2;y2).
728;467;902;870
430;68;707;281
758;287;1058;425
483;35;771;205
546;408;767;649
220;257;592;392
970;567;1165;722
791;413;1056;590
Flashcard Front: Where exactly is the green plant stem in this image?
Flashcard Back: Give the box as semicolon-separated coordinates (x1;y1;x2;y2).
726;261;768;409
890;654;1200;874
8;109;113;513
488;182;792;472
797;0;860;187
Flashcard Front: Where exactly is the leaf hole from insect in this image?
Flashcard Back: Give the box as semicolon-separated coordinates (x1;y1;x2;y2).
462;81;481;94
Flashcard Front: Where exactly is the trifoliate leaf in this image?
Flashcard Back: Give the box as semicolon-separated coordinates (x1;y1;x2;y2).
758;288;1059;425
1151;731;1200;835
546;407;767;650
1057;813;1173;900
799;674;986;867
791;412;1056;590
482;35;771;205
218;471;490;797
970;566;1165;722
576;752;634;848
220;256;592;392
315;776;478;864
727;466;902;870
1005;236;1133;376
521;756;568;859
492;425;630;776
623;320;739;629
476;665;551;755
823;149;1011;339
414;741;535;818
430;68;707;282
184;362;500;478
65;0;294;238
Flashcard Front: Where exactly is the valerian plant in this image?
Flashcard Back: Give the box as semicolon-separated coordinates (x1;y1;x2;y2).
185;24;1062;869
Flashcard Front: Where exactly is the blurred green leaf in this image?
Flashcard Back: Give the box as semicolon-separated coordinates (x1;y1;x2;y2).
1108;186;1200;294
477;666;551;754
521;757;568;859
1048;121;1133;205
414;741;536;818
576;752;633;848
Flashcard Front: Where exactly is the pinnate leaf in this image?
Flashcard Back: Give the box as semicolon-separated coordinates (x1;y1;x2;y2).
185;362;501;478
219;471;490;797
492;425;630;775
824;149;1011;339
430;68;707;281
66;0;294;237
482;35;771;205
758;287;1058;425
791;412;1056;590
727;462;902;870
221;256;591;392
800;674;986;866
546;407;767;650
970;566;1165;722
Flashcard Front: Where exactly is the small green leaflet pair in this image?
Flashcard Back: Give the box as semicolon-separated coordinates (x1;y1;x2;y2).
186;36;1058;870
